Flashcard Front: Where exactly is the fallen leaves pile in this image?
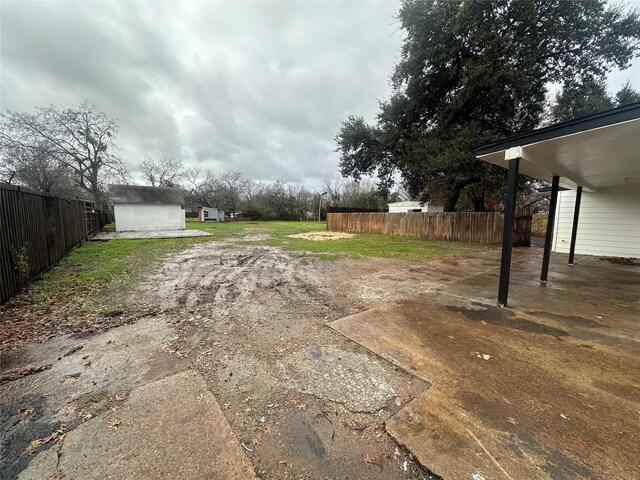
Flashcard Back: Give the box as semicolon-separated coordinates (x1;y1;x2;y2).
0;298;159;352
599;256;639;266
0;363;52;385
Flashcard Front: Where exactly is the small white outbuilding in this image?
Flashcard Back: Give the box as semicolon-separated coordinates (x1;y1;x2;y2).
198;207;225;222
109;185;186;231
387;201;445;213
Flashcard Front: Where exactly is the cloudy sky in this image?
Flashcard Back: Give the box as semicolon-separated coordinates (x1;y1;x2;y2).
1;0;639;190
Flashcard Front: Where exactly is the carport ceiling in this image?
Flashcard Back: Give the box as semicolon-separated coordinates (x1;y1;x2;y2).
475;102;640;191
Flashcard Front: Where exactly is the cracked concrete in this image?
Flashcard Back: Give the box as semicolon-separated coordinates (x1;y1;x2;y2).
1;317;250;479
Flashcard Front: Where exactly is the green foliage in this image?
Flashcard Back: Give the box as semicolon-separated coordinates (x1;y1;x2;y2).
551;78;614;122
550;78;640;122
336;0;640;211
616;81;640;106
10;243;29;279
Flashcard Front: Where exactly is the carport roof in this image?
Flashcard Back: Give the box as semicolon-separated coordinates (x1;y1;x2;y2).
475;102;640;191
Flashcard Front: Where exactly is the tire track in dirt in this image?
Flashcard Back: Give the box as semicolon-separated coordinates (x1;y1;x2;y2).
137;239;435;479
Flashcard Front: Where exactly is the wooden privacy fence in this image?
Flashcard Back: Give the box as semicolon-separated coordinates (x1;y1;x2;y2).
1;184;102;303
327;210;531;245
532;214;548;235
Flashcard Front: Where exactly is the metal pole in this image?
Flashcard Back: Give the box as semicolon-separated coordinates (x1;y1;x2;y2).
318;194;322;223
498;157;519;307
540;175;560;282
568;186;583;265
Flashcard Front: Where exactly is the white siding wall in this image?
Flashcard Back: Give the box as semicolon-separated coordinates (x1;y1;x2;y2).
426;204;445;213
114;204;186;231
552;184;640;258
388;203;444;213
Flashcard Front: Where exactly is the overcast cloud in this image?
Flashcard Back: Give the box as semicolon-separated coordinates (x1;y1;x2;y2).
1;0;639;190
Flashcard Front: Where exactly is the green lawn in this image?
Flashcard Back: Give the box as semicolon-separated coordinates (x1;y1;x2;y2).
21;220;487;314
26;236;206;313
188;219;486;261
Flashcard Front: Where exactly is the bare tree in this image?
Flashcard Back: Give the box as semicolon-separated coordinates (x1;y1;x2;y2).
219;170;243;217
182;168;221;210
0;141;79;197
140;155;184;187
241;178;263;218
0;102;127;202
322;174;344;206
288;184;313;220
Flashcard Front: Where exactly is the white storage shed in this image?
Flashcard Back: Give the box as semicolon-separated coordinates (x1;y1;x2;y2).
109;185;186;232
198;207;225;222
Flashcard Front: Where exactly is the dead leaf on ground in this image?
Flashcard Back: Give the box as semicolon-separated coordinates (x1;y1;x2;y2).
114;393;127;402
362;453;384;470
48;471;65;480
63;345;84;356
480;320;488;325
57;373;81;383
583;403;596;410
107;419;121;430
0;363;52;385
540;401;553;411
251;434;263;446
242;395;252;403
25;429;65;455
222;402;232;410
20;405;35;424
344;420;366;431
277;460;287;465
600;256;639;266
83;360;92;368
285;399;305;410
506;416;519;425
571;436;588;447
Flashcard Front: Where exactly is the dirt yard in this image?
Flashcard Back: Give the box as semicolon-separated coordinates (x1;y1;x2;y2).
5;224;636;479
135;236;438;479
1;226;450;479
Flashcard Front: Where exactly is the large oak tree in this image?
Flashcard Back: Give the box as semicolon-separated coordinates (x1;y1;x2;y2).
336;0;640;211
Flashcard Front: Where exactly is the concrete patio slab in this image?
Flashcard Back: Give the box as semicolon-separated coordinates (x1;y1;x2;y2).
93;229;211;240
59;371;253;479
330;252;640;479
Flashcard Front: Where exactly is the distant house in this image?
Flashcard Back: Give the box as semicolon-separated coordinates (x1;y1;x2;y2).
197;207;225;222
108;185;186;231
387;201;444;213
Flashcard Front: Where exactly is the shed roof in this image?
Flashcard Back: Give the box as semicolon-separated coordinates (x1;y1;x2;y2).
475;102;640;191
108;185;185;205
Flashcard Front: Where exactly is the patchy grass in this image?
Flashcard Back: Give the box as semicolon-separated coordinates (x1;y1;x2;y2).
2;219;491;350
76;389;116;417
189;220;486;261
25;221;485;313
25;236;208;314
